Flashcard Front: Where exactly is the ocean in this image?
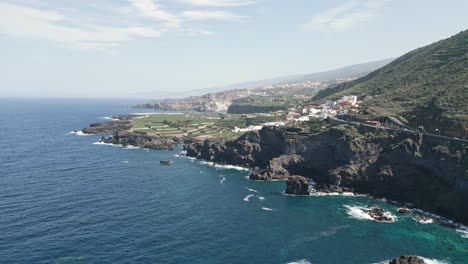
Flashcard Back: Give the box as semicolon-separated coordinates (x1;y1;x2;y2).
0;99;466;264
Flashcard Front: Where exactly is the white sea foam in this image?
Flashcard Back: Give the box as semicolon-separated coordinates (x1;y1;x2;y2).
93;141;122;147
123;145;140;150
344;205;374;221
246;188;258;193
69;130;89;136
457;229;468;238
213;164;250;171
309;191;363;197
100;116;119;121
286;260;311;264
343;205;396;223
258;196;265;201
413;216;434;224
261;207;275;211
199;161;215;166
243;194;255;202
219;176;226;184
121;161;129;163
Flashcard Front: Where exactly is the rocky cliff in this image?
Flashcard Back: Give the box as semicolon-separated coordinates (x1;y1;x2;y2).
184;125;468;224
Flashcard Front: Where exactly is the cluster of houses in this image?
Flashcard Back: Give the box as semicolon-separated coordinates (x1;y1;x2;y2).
302;95;360;119
232;121;286;133
231;95;362;132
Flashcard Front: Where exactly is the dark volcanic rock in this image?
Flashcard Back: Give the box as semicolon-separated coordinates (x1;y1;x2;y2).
184;125;468;225
285;176;310;195
389;255;425;264
363;206;395;223
397;208;412;214
100;131;185;150
82;121;132;134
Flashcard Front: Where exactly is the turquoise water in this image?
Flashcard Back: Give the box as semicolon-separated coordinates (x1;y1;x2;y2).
0;99;466;263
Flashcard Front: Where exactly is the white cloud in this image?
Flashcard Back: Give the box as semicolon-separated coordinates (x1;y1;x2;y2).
181;10;243;21
0;3;161;50
179;0;257;7
301;0;387;32
129;0;180;28
0;0;255;50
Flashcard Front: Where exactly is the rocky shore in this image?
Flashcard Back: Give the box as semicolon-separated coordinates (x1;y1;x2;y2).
184;125;468;225
80;114;192;150
99;130;187;150
388;255;425;264
80;114;138;134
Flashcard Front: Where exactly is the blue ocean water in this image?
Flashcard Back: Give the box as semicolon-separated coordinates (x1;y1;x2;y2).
0;99;467;264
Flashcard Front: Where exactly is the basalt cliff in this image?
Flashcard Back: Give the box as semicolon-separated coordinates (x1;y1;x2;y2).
184;125;468;225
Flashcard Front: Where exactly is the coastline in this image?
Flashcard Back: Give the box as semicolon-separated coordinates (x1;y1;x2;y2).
78;114;468;232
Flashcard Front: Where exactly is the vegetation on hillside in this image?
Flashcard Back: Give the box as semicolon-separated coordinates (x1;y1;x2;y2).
313;30;468;137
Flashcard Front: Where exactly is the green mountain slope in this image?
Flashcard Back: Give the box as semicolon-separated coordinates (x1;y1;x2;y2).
313;30;468;138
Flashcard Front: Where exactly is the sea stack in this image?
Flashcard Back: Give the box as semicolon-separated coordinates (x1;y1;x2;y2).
388;255;425;264
285;176;311;196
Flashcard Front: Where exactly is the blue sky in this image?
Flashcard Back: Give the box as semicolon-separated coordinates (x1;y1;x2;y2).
1;0;467;98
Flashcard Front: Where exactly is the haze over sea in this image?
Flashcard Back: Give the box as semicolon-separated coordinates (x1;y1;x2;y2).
0;99;466;264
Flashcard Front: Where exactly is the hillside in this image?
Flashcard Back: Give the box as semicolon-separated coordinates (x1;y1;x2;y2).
313;30;468;138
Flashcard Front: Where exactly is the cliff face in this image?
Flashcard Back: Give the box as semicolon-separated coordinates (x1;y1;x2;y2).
185;126;468;224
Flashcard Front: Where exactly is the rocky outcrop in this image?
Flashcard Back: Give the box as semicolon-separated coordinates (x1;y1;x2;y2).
100;130;186;150
285;176;311;195
388;255;425;264
184;125;468;224
362;206;395;222
82;120;132;134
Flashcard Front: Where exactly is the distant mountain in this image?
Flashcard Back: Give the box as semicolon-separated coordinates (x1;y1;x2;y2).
313;30;468;138
189;58;394;95
131;58;393;99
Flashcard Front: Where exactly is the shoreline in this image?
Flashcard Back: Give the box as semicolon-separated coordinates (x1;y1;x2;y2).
77;115;468;234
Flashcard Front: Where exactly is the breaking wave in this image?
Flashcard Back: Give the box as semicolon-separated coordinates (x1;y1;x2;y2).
261;207;274;211
219;175;226;184
243;194;255;202
286;260;311;264
100;116;119;121
344;205;396;223
213;164;250;171
69;130;89;136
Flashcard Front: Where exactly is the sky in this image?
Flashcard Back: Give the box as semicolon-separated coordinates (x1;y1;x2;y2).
0;0;467;98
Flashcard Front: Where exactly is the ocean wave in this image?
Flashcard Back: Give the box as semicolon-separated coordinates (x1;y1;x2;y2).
412;209;468;230
286;260;311;264
199;161;215;166
69;130;90;136
261;207;275;211
344;205;396;223
309;191;364;197
258;196;265;201
456;229;468;239
413;216;434;224
219;175;226;184
93;141;144;150
121;161;129;163
93;141;122;147
100;116;119;121
123;145;141;150
196;160;251;171
246;188;258;193
243;194;255;202
213;164;250;171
